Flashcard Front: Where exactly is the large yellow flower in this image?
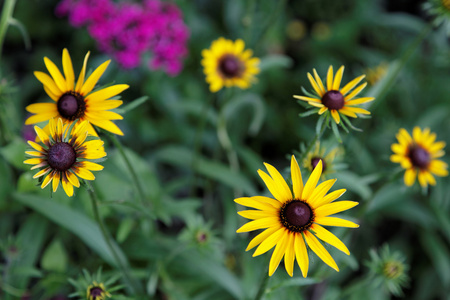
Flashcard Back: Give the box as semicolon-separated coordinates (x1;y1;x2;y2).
390;127;448;187
25;49;128;136
24;118;106;197
201;37;260;92
294;65;375;124
236;156;359;277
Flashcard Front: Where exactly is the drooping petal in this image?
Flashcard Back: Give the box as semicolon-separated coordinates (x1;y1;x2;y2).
404;168;417;186
330;110;340;124
294;233;309;278
304;231;339;271
269;232;289;276
311;224;350;255
284;233;296;277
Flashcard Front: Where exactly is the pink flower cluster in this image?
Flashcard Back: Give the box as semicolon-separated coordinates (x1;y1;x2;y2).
56;0;190;76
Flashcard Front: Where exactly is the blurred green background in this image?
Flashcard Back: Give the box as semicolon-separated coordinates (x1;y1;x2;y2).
1;0;449;299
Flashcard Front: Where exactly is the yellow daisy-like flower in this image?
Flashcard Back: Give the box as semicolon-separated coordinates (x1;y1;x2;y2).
294;65;375;124
365;62;389;86
303;141;341;178
390;127;448;188
24;118;106;197
201;37;260;92
236;156;359;277
86;281;111;300
25;48;128;136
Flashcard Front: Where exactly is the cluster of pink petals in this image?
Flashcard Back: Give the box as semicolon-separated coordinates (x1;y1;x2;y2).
56;0;190;76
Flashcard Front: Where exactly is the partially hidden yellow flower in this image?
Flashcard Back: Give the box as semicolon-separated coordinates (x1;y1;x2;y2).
24;118;106;197
201;37;260;92
303;141;342;178
25;48;128;136
236;156;359;277
294;65;375;124
390;127;448;188
86;281;111;300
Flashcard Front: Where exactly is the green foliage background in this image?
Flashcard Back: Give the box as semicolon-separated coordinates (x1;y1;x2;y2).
1;0;449;299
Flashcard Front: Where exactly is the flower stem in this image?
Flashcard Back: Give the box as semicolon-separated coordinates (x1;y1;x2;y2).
300;118;327;162
254;272;270;300
108;134;147;205
86;181;142;296
0;0;16;63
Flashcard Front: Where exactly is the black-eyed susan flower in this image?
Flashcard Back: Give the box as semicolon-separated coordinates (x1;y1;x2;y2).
201;37;260;92
390;127;448;188
302;141;342;178
86;282;111;300
69;268;122;300
294;65;375;125
236;156;359;277
25;49;128;136
24;118;106;197
365;62;389;86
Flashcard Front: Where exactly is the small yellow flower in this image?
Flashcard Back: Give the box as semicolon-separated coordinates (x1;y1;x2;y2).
365;62;389;86
294;65;375;124
25;49;128;136
24;118;106;197
303;141;342;178
86;281;111;300
390;127;448;188
201;37;260;92
236;156;359;277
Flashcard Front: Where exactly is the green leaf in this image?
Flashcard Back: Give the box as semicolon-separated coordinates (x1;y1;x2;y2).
331;120;342;143
299;108;320;118
41;239;68;273
419;231;450;286
366;183;410;213
0;136;28;170
258;54;293;71
334;171;372;201
117;96;149;114
14;193;129;269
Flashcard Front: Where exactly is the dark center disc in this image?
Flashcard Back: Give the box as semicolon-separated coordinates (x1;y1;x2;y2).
321;90;345;110
47;142;76;171
219;55;242;78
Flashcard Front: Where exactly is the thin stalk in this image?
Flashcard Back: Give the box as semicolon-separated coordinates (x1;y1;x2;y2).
108;134;147;205
0;0;17;62
300;118;327;162
254;272;270;300
86;182;141;296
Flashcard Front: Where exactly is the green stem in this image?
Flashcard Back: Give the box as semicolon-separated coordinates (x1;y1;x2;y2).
300;118;327;162
0;0;17;63
86;182;141;296
254;272;270;300
108;134;147;205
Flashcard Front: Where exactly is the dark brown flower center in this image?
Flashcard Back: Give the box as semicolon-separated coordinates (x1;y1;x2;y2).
57;92;86;121
47;142;76;171
321;90;344;110
89;286;104;298
408;146;430;169
280;200;314;232
218;54;242;78
311;157;326;172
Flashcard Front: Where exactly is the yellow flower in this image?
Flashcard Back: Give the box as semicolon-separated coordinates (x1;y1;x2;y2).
25;49;128;136
390;127;448;188
294;65;375;124
86;281;111;300
236;156;359;277
24;118;106;197
303;141;342;178
201;37;260;92
365;62;389;86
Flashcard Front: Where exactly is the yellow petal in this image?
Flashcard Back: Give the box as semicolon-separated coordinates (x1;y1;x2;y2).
85;84;129;102
293;95;322;103
89;118;124;136
315;201;359;218
344;82;367;101
75;168;95;180
34;126;49;144
413;126;422;142
62;49;75;90
80;161;104;171
344;106;370;115
34;71;62;96
269;232;289;276
314;216;359;228
85;110;123;121
318;106;328;114
44;57;67;93
67;171;80;188
424;171;436;186
330;110;340;124
307;73;324;97
313;69;326;96
87;100;123;111
257;170;285;202
52;172;60;192
32;167;51;178
41;172;54;189
309;179;337;208
302;159;322;200
238;210;277;220
338;107;357;118
236;217;279;233
345;97;375;106
263;162;293;201
340;74;365;96
311;224;349;255
332;66;344;90
75;51;90;92
315;189;346;207
284;233;296;277
291;155;303;199
417;171;427;188
391;143;406;155
429;160;448;176
326;66;334;91
304;231;339;271
61;174;74;197
253;227;285;257
294;233;309;278
26;103;57;114
404;168;417;186
25;112;59;125
398;128;412;145
245;225;281;251
80;60;111;95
